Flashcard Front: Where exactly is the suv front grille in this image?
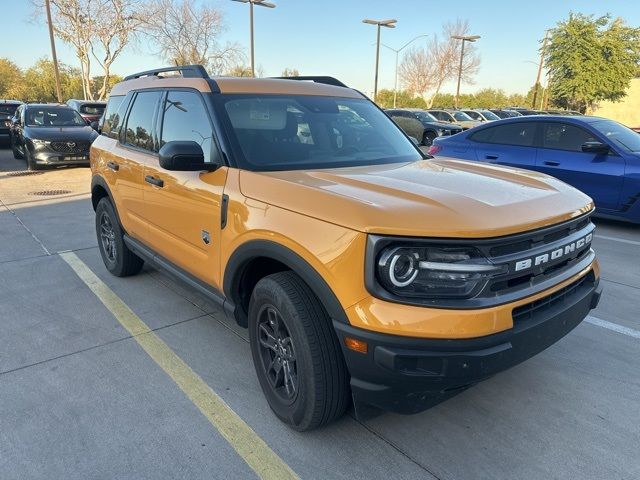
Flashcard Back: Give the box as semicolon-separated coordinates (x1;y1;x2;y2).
50;141;89;154
512;271;594;323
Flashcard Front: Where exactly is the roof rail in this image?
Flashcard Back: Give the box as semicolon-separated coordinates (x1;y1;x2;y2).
124;64;210;81
271;76;348;88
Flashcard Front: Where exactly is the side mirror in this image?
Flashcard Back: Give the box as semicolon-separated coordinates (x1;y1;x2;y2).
581;141;609;154
90;121;99;132
159;141;216;171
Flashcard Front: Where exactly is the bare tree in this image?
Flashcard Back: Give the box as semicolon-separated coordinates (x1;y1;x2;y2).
32;0;95;99
400;19;480;107
281;67;300;77
91;0;146;100
32;0;144;100
144;0;243;75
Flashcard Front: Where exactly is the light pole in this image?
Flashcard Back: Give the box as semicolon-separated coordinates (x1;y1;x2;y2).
532;30;549;109
380;34;428;108
232;0;276;77
363;18;397;102
44;0;62;103
451;34;480;108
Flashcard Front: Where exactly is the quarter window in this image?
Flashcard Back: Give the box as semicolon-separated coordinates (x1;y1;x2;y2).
542;123;597;152
160;91;214;162
124;91;162;151
470;122;537;147
101;95;125;139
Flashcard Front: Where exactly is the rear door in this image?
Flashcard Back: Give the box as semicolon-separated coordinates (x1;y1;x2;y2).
142;89;227;288
469;121;538;168
535;121;625;210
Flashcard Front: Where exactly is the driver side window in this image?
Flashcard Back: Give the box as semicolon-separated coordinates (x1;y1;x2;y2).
542;123;597;152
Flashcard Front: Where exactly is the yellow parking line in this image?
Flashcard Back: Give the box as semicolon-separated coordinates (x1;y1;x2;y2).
59;251;298;480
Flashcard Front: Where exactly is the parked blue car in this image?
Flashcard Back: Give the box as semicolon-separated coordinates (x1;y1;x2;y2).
429;116;640;223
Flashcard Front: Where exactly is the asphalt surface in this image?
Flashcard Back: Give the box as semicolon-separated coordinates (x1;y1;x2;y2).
0;146;639;480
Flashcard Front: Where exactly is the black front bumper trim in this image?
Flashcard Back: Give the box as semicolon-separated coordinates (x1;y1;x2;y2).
334;272;601;419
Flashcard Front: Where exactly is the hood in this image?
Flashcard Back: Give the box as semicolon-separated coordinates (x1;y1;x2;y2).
239;159;593;238
25;126;97;142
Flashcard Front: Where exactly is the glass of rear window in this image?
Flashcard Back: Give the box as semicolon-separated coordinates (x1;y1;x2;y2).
215;95;422;171
0;105;18;115
80;104;106;115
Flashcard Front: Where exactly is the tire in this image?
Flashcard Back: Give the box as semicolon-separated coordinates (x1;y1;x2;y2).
95;197;144;277
11;137;23;159
25;148;42;171
248;271;350;431
422;130;437;146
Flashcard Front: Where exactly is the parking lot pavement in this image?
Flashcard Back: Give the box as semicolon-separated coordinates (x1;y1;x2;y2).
1;146;639;479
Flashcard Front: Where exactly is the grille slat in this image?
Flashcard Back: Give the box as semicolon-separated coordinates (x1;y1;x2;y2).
50;141;89;154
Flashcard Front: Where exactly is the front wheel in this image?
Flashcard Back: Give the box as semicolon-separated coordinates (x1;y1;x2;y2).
95;197;144;277
248;271;350;431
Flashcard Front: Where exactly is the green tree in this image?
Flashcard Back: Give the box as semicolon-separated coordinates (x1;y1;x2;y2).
21;58;83;102
375;89;427;109
0;58;24;99
545;13;640;113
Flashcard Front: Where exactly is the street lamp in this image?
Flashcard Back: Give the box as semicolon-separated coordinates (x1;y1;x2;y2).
451;34;480;108
380;34;428;108
232;0;276;77
363;18;397;102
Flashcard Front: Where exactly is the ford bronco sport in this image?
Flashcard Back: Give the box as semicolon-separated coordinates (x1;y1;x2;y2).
90;65;602;431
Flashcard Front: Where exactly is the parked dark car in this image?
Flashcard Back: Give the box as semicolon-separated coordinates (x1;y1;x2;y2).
429;115;640;223
66;99;106;125
506;107;547;116
10;103;98;170
0;100;23;144
386;108;463;145
490;109;522;119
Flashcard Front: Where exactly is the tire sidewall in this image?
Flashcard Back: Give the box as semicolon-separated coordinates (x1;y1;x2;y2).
95;198;125;275
423;131;437;146
248;279;317;428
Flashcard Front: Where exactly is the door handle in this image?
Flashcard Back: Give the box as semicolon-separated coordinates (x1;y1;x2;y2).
544;161;560;166
485;155;498;160
145;175;164;187
107;161;119;171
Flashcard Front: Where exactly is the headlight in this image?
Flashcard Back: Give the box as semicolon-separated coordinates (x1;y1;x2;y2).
32;139;50;148
375;243;507;300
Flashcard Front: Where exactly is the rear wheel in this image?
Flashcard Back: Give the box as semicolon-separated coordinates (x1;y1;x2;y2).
95;197;144;277
248;271;350;431
422;130;437;146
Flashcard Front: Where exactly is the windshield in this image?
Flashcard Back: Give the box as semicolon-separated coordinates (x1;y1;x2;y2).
79;104;106;115
215;95;422;171
0;104;19;116
415;111;438;122
479;110;500;121
26;107;86;127
452;111;473;121
592;119;640;153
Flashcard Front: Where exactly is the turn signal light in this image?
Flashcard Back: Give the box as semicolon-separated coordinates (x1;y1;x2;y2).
344;336;368;354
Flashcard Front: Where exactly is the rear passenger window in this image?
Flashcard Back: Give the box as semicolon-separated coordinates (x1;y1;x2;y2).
470;122;537;147
160;91;214;162
542;123;597;152
124;91;162;151
101;95;124;139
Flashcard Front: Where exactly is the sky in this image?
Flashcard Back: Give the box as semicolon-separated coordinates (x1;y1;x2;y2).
2;0;640;98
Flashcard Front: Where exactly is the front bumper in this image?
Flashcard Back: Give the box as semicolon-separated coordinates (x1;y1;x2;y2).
334;270;601;418
33;150;90;166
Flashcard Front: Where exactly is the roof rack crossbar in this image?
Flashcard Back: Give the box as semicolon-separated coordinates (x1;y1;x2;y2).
124;64;210;81
271;76;348;88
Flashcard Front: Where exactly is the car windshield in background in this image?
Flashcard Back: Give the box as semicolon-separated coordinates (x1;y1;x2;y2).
25;108;86;127
479;110;500;121
416;111;439;122
592;119;640;153
0;105;18;115
80;104;105;115
453;111;473;121
216;95;422;171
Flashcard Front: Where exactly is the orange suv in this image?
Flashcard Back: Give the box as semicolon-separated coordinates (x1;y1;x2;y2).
90;65;601;431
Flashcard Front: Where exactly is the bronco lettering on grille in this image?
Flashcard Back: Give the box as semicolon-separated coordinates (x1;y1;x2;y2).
514;233;592;272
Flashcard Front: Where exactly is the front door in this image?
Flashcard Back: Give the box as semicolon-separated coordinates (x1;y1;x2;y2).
142;89;227;288
536;122;625;211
